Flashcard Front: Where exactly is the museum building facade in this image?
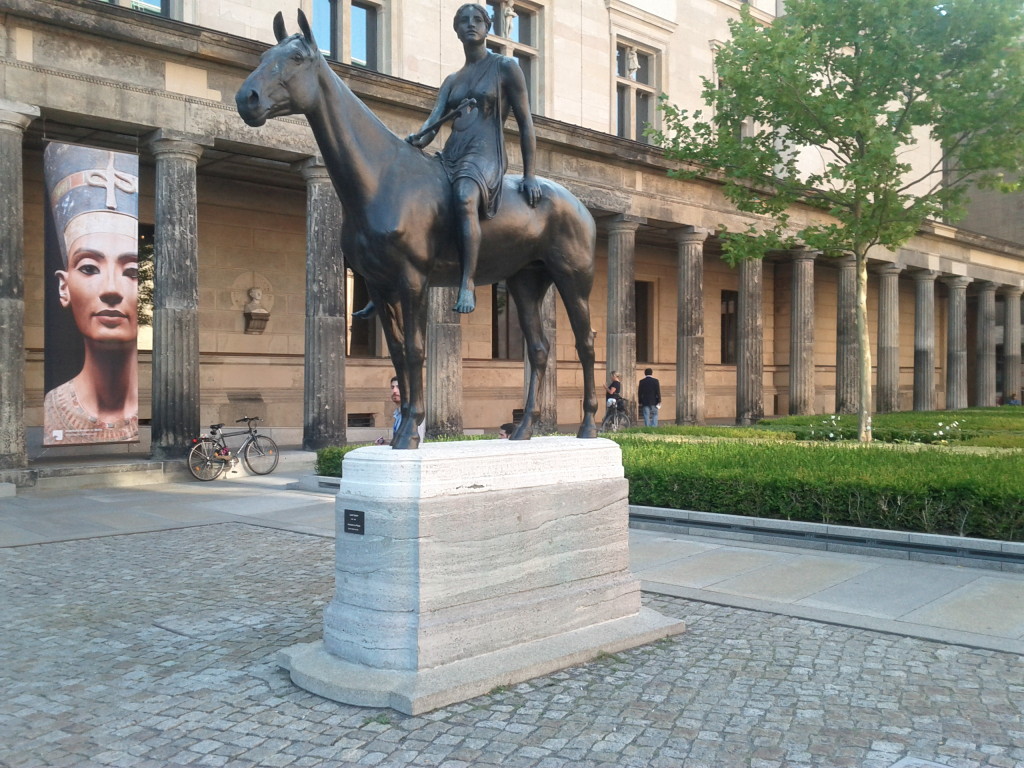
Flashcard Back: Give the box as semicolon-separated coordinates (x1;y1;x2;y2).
2;0;1023;470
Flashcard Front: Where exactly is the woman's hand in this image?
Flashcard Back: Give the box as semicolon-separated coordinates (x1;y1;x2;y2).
520;175;542;207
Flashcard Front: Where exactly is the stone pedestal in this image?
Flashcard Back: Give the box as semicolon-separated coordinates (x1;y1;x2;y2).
279;437;685;715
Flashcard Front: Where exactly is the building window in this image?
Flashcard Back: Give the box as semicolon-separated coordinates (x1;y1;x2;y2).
492;282;524;360
485;1;541;112
616;43;657;142
93;0;174;17
635;281;654;363
721;290;738;365
312;0;383;71
350;2;379;69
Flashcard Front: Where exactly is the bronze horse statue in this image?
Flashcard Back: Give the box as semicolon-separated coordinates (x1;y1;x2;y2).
236;11;598;448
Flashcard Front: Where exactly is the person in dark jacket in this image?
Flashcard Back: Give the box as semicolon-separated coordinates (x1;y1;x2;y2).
637;368;661;427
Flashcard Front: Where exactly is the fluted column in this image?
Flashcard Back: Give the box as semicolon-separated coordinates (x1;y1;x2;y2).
537;285;558;433
426;286;463;438
789;248;816;415
975;281;997;406
943;276;971;410
606;215;642;408
835;255;858;414
0;102;38;470
912;270;937;411
674;227;708;425
875;265;902;413
148;133;204;460
736;258;763;425
298;158;346;449
1001;287;1022;404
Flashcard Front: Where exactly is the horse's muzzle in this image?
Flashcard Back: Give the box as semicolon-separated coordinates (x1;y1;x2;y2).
235;89;268;127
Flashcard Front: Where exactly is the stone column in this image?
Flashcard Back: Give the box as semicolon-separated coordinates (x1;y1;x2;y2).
835;255;858;414
736;258;763;425
789;248;816;415
148;133;204;460
943;276;971;410
0;102;38;470
975;281;997;406
1001;286;1022;404
912;270;937;411
875;265;901;413
606;215;642;409
298;158;346;450
537;285;558;433
426;286;463;438
674;227;707;425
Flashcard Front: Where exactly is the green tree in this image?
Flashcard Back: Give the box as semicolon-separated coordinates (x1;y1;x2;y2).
651;0;1024;441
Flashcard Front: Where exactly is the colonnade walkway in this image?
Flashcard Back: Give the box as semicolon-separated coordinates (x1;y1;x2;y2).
2;456;1023;767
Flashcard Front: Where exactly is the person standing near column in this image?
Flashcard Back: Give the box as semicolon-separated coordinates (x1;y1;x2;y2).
637;368;661;427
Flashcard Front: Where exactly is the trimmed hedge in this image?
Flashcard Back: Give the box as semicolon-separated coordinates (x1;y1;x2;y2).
614;436;1024;541
625;425;797;441
314;444;365;476
763;407;1024;447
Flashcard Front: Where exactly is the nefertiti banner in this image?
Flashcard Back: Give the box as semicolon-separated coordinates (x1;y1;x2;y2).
42;142;140;446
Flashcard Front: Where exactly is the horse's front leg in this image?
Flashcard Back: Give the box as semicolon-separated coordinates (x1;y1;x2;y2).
392;282;429;449
368;291;408;446
506;270;553;440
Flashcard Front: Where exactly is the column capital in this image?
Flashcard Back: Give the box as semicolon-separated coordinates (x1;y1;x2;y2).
605;213;645;234
294;155;332;183
145;130;209;161
789;246;819;263
941;275;972;290
671;225;709;246
871;263;902;277
975;280;998;294
0;101;40;134
999;284;1023;299
911;268;938;283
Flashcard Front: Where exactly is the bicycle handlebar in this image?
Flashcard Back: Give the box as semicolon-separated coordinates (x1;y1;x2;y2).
235;416;261;424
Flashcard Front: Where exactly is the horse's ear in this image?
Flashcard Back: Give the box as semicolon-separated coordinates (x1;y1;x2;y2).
297;9;317;49
273;11;287;42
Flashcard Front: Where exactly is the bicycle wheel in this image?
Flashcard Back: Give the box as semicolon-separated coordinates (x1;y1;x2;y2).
187;440;225;481
613;410;632;431
599;411;615;434
242;434;279;475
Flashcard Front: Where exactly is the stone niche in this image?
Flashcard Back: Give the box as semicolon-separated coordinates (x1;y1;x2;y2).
279;436;685;715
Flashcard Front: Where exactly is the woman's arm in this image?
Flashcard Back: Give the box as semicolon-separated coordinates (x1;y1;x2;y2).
501;58;541;206
408;77;454;148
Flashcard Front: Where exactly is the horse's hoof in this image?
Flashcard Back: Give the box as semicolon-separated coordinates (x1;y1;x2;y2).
577;425;598;439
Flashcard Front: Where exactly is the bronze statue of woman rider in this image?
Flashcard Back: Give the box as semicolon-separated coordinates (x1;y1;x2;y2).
408;2;542;313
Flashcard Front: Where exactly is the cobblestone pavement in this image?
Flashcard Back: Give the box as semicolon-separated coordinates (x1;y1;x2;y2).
2;523;1022;768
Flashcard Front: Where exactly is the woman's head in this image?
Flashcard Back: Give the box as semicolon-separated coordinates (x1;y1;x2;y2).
453;3;491;36
44;143;140;347
56;228;138;346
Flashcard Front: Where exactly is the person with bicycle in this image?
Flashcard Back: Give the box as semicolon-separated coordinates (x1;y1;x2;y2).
605;371;624;416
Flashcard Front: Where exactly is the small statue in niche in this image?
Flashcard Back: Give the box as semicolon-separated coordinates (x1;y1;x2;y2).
244;286;270;334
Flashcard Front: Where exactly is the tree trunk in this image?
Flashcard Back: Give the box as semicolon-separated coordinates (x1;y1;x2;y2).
855;251;873;442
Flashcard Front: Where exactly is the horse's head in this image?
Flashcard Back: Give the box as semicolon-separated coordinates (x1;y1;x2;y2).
236;10;323;127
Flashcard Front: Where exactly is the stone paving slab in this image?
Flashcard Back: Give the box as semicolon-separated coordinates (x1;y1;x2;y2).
2;523;1023;768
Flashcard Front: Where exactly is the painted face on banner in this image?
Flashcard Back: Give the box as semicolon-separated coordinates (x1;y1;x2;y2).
57;230;139;346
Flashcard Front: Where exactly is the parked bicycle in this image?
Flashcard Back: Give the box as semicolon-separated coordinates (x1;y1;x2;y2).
599;397;633;433
186;416;279;481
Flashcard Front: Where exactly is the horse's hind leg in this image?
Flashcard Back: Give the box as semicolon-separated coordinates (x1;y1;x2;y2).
505;269;554;440
550;266;598;439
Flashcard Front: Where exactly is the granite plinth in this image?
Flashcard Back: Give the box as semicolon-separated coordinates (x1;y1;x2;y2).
278;437;685;714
